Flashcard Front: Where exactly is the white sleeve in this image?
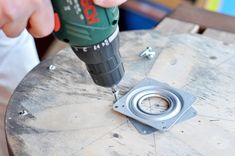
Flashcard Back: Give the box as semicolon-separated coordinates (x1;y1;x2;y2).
0;30;39;104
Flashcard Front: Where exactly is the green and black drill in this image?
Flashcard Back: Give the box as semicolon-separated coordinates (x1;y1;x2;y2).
51;0;124;98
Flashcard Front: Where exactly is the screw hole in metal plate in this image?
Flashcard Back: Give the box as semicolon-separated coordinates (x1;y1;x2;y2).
113;78;196;131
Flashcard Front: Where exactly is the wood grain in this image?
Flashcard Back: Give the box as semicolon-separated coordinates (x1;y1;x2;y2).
5;29;235;156
203;29;235;45
170;3;235;33
155;17;200;33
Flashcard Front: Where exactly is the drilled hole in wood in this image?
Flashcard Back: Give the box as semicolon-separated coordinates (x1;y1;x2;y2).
197;26;206;34
113;133;120;138
210;56;217;60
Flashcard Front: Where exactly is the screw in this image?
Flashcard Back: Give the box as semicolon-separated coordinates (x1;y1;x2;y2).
139;47;156;60
112;85;120;102
48;65;56;71
18;110;28;116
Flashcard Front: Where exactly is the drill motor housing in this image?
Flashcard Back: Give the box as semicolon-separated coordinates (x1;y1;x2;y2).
51;0;124;87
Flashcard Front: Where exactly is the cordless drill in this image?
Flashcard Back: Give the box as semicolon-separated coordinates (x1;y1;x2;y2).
51;0;124;97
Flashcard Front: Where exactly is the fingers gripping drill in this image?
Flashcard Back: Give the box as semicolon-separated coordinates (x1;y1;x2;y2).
51;0;124;99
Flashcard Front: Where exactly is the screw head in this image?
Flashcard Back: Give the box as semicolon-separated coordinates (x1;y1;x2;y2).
48;65;56;71
18;110;28;116
139;47;156;60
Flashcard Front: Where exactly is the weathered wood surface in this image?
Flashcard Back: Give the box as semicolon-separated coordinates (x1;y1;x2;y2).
170;3;235;33
203;29;235;45
6;28;235;156
155;17;200;34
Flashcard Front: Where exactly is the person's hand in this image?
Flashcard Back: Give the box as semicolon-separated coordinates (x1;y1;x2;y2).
94;0;127;7
0;0;54;38
0;0;127;38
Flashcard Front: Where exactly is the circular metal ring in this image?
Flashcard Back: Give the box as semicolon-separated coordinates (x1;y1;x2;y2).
137;93;171;115
127;86;182;121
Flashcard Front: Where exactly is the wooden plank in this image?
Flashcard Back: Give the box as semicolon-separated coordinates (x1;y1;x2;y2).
150;0;183;9
170;3;235;33
5;29;235;156
203;28;235;44
155;17;200;33
148;33;235;156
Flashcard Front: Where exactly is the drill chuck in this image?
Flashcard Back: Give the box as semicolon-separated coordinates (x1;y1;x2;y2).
72;27;124;87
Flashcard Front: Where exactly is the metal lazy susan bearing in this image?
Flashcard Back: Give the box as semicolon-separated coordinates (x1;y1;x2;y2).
113;78;197;132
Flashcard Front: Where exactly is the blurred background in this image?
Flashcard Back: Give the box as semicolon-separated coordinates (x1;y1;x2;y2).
36;0;235;59
119;0;235;30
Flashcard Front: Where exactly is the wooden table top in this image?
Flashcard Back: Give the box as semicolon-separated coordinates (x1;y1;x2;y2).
5;18;235;156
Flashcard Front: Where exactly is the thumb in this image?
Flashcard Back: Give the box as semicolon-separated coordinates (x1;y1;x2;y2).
94;0;127;8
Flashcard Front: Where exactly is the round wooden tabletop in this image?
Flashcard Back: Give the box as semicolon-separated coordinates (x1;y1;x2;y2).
6;30;235;156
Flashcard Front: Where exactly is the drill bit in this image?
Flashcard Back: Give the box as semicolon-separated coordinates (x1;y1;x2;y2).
112;85;120;101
